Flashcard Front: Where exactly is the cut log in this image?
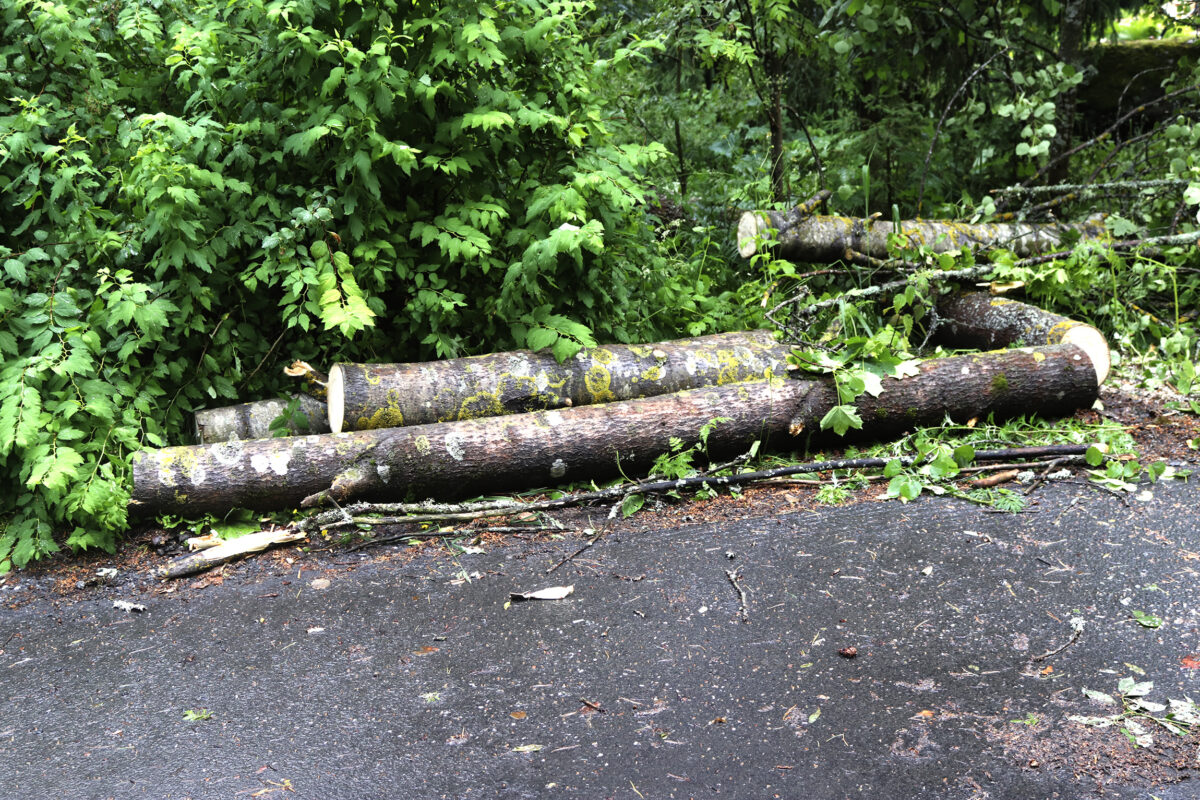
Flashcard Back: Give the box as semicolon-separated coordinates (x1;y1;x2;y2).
327;330;791;433
936;292;1110;385
737;211;1108;261
131;344;1098;516
194;395;330;444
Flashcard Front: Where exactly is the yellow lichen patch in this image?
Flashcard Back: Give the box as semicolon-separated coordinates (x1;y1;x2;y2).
988;298;1015;307
640;365;663;383
456;389;505;420
584;363;616;403
626;345;652;358
1046;320;1079;345
414;435;431;455
364;367;382;386
591;348;615;365
714;350;745;385
365;407;405;429
1032;351;1047;362
176;448;206;484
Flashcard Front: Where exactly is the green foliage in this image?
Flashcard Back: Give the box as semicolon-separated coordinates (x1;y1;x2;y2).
0;0;684;567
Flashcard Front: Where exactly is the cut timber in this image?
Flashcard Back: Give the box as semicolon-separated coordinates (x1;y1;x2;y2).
327;330;790;433
737;211;1107;261
131;344;1098;516
194;395;330;444
936;292;1110;385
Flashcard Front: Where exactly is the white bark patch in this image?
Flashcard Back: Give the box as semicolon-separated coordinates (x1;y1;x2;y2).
251;448;292;476
550;458;567;479
211;440;244;467
376;464;391;483
960;365;971;375
445;432;466;461
544;410;565;427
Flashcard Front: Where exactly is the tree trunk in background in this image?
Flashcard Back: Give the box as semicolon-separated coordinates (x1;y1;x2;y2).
132;344;1098;516
1050;0;1086;184
737;211;1108;261
326;330;791;433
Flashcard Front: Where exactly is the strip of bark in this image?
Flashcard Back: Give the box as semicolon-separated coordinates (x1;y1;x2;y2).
131;345;1098;516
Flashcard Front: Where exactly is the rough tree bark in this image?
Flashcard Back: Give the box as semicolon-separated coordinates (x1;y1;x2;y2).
194;395;330;444
132;344;1098;516
737;211;1108;262
936;292;1110;385
327;330;791;433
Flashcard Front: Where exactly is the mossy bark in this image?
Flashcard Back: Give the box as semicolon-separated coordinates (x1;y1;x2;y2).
132;345;1097;516
327;329;790;433
737;212;1108;261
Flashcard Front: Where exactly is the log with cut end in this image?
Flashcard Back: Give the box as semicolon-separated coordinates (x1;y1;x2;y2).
327;330;790;433
935;292;1109;385
131;344;1098;516
737;211;1107;262
194;395;330;444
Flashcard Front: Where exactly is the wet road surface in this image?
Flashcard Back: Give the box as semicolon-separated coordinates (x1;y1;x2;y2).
2;478;1199;799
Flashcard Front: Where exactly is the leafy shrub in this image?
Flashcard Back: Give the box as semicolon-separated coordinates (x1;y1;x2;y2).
0;0;680;568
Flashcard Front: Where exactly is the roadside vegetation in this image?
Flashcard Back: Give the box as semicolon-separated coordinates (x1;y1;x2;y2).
1;0;1198;569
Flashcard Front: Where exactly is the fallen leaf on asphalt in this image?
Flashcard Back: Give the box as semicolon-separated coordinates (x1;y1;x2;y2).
917;709;935;718
510;585;574;602
310;578;331;590
510;711;527;720
1182;655;1200;669
838;646;857;658
414;646;439;656
511;744;543;753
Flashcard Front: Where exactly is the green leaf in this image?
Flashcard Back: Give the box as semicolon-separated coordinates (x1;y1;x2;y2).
887;475;923;502
1131;610;1162;629
1085;445;1105;467
620;493;645;518
819;405;863;436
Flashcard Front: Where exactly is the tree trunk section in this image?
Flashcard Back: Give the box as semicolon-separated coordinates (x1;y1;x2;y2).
327;330;791;433
131;344;1098;516
737;211;1108;261
936;292;1110;384
194;395;330;444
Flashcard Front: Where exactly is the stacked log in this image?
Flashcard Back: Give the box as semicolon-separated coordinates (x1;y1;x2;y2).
131;344;1100;515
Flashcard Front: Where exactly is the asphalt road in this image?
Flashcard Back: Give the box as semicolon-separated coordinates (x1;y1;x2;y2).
3;477;1199;799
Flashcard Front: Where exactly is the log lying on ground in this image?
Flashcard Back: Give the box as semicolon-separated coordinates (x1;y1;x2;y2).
327;329;790;433
936;292;1110;385
194;395;330;444
131;344;1098;516
737;211;1108;262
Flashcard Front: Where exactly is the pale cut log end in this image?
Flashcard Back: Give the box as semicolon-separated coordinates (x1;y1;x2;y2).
737;212;767;258
328;364;345;434
1061;326;1110;386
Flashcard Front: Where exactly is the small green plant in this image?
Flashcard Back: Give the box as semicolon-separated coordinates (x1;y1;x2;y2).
814;483;851;505
183;708;213;721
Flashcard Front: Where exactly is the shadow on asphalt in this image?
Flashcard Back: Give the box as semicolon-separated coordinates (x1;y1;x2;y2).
2;479;1199;799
